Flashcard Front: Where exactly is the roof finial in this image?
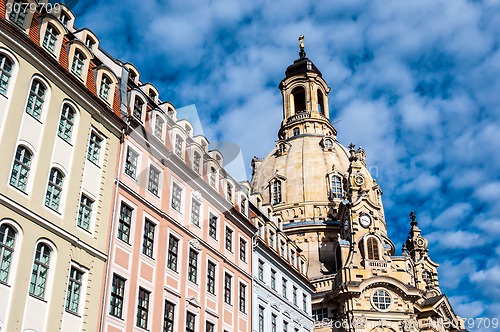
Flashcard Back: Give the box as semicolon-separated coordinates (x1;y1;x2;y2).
410;211;418;226
298;35;306;58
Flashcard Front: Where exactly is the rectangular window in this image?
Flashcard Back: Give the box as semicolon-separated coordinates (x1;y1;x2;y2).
206;321;215;332
188;249;198;283
109;274;125;318
208;213;217;239
303;295;308;312
117;203;133;243
225;227;233;251
271;269;276;290
224;273;232;304
77;194;93;231
258;259;264;281
148;165;161;196
171;182;182;212
65;267;83;314
43;26;58;53
282;278;287;298
155;116;164;139
87;131;102;165
227;182;233;202
272;314;277;332
207;261;216;294
167;235;179;272
293;286;298;305
136;288;150;329
258;306;265;332
291;250;295;267
239;283;246;313
190;199;201;227
239;238;247;262
71;51;85;77
283;321;288;332
124;147;139;179
280;241;286;258
186;311;196;332
163;300;175;332
142;219;155;258
312;308;328;322
9;0;27;27
175;135;183;157
269;231;275;248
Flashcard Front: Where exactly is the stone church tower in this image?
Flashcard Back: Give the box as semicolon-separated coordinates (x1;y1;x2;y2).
250;38;466;332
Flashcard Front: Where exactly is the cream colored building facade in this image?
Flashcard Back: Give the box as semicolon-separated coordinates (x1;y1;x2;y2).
250;44;467;331
0;1;122;331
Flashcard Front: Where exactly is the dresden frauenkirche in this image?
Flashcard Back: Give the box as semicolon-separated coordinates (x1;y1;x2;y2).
250;37;467;332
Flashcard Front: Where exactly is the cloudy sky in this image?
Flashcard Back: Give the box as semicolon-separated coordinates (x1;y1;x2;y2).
73;0;499;329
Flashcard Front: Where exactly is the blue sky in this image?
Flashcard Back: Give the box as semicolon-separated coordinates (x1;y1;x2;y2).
73;0;500;329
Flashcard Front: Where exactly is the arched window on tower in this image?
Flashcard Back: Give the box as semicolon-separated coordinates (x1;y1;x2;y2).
293;128;300;137
331;175;342;199
317;89;325;115
291;86;306;113
367;238;380;260
272;180;282;205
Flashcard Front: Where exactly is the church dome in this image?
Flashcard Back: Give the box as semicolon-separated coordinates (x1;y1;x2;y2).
284;57;322;79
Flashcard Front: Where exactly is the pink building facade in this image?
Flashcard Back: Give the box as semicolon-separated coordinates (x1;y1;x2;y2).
102;79;256;332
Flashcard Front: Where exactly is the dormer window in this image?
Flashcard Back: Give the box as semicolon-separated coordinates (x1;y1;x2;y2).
42;24;59;54
71;50;85;77
9;1;28;28
272;180;282;205
209;167;216;187
331;175;342;199
149;90;157;101
85;37;95;51
133;97;144;120
99;75;111;101
240;197;247;214
174;135;183;158
185;125;191;137
167;108;174;118
154;115;164;139
129;70;137;83
59;12;69;28
193;152;201;174
227;183;233;202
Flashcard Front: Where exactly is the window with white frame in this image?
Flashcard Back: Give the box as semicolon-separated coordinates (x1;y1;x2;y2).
331;175;342;199
367;237;380;260
59;12;69;28
42;24;59;54
124;147;139;179
258;306;265;332
167;235;179;271
136;287;150;329
171;182;182;212
227;182;233;202
174;135;183;158
208;213;217;239
71;50;85;77
224;272;232;304
0;54;13;96
258;259;264;281
87;131;102;165
0;224;17;284
99;75;111;101
117;203;133;243
239;238;246;262
272;180;282;205
10;145;32;192
207;261;216;294
77;194;93;231
109;274;125;318
45;168;64;211
270;269;276;290
239;282;246;313
58;104;76;143
190;198;200;227
148;165;161;196
133;96;144;120
372;289;392;311
206;321;215;332
26;79;46;120
29;243;52;299
65;266;83;314
9;0;28;28
293;286;298;305
85;36;94;50
142;219;155;258
187;248;197;283
271;313;277;332
186;311;196;332
225;227;233;252
303;294;308;312
240;197;246;215
154;115;164;139
282;278;287;298
164;300;175;332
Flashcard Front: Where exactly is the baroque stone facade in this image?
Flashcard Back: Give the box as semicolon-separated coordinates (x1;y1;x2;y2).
250;41;467;332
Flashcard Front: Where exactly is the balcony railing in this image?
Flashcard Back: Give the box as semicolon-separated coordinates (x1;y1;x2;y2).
365;260;388;269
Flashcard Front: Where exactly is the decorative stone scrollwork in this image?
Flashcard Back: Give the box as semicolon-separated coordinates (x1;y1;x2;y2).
188;239;202;251
352;316;366;329
192;190;204;203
